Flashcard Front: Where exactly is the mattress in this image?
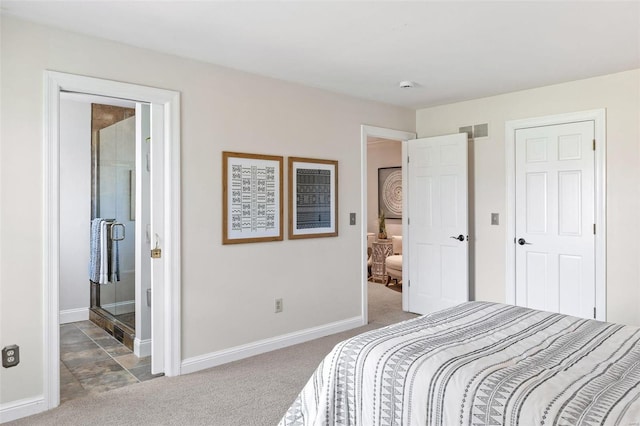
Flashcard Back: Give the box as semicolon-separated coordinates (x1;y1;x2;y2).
279;302;640;425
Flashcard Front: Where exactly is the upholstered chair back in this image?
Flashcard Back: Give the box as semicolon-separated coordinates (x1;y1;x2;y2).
391;235;402;255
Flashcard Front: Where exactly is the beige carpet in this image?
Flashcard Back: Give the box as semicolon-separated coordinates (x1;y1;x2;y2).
8;282;416;426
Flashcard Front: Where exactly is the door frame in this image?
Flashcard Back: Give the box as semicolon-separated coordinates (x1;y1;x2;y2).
505;109;606;320
360;125;416;323
44;71;182;409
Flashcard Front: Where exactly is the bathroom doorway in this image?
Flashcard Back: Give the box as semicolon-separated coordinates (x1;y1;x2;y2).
44;71;181;410
59;93;156;401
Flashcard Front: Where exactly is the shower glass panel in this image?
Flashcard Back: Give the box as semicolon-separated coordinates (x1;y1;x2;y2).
96;115;136;330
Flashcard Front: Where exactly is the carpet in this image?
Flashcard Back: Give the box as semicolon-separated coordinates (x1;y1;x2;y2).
7;282;416;426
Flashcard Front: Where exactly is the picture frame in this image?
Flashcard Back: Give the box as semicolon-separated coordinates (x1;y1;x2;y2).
222;151;283;244
288;157;338;239
378;166;402;219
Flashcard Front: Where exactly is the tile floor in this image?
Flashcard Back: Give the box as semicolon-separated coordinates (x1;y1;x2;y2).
60;321;162;403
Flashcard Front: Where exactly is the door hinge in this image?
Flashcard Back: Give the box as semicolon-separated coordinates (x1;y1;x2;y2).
593;224;596;235
593;139;596;151
593;307;596;319
408;218;410;225
408;280;410;287
407;155;410;163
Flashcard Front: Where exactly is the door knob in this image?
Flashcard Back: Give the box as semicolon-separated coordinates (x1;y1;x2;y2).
517;238;532;245
450;234;465;242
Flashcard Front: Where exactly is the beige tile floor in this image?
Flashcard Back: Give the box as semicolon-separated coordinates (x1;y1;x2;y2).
60;321;162;403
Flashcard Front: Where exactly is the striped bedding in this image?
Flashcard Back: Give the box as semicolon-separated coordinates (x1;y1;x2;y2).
280;302;640;426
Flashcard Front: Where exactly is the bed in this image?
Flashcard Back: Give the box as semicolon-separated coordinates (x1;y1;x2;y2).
279;302;640;425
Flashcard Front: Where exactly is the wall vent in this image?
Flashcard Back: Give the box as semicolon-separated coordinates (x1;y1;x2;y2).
459;123;489;139
474;123;489;138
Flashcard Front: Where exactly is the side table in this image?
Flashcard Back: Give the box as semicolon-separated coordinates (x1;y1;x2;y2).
371;239;393;283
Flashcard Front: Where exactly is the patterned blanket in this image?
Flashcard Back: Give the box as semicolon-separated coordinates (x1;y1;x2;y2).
280;302;640;425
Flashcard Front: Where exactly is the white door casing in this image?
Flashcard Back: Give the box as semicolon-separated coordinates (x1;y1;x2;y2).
505;109;606;321
515;121;595;319
44;71;181;411
406;133;469;314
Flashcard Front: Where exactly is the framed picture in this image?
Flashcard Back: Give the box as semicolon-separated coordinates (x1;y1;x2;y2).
222;151;283;244
288;157;338;239
378;166;402;219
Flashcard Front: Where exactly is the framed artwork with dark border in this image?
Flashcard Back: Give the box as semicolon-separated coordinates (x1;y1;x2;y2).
378;166;402;219
222;151;283;244
288;157;338;239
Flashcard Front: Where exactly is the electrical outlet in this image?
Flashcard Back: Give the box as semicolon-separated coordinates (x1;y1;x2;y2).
2;345;19;368
275;298;283;313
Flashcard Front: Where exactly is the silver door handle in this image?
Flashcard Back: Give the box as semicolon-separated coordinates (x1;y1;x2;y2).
517;238;532;245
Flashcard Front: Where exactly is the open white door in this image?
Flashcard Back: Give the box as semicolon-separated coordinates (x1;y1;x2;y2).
134;103;153;358
405;133;469;314
149;104;165;374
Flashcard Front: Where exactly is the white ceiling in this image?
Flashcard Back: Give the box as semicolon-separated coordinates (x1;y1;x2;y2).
3;1;639;109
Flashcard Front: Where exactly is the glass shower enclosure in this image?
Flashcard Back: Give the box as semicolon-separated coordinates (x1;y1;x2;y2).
90;107;137;349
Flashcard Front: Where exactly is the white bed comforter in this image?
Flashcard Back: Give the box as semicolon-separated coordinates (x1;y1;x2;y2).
280;302;640;426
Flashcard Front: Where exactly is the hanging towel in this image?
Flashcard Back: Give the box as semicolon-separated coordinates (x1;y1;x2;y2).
89;218;116;284
89;218;104;283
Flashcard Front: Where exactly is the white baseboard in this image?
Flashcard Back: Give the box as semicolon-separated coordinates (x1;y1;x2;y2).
0;396;46;423
134;338;151;358
100;300;135;314
59;307;89;324
181;316;363;375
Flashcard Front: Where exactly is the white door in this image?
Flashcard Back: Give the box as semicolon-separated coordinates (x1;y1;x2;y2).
515;121;595;319
134;103;152;357
406;133;469;314
150;103;165;374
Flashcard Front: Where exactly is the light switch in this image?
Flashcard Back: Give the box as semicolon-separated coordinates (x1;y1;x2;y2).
350;213;356;225
491;213;499;225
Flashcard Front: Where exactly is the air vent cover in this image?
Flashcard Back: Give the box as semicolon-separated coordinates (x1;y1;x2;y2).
474;123;489;138
459;123;489;139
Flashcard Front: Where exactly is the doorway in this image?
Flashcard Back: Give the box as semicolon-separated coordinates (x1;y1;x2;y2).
505;109;606;321
360;126;416;324
44;71;182;410
58;93;156;402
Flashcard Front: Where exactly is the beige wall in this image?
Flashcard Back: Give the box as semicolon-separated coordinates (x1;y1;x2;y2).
416;69;640;326
59;99;91;316
0;16;415;406
367;138;403;237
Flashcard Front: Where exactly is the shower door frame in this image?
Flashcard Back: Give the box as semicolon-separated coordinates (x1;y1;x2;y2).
44;71;182;410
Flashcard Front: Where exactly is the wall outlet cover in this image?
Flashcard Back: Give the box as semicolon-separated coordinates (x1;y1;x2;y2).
2;345;19;368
